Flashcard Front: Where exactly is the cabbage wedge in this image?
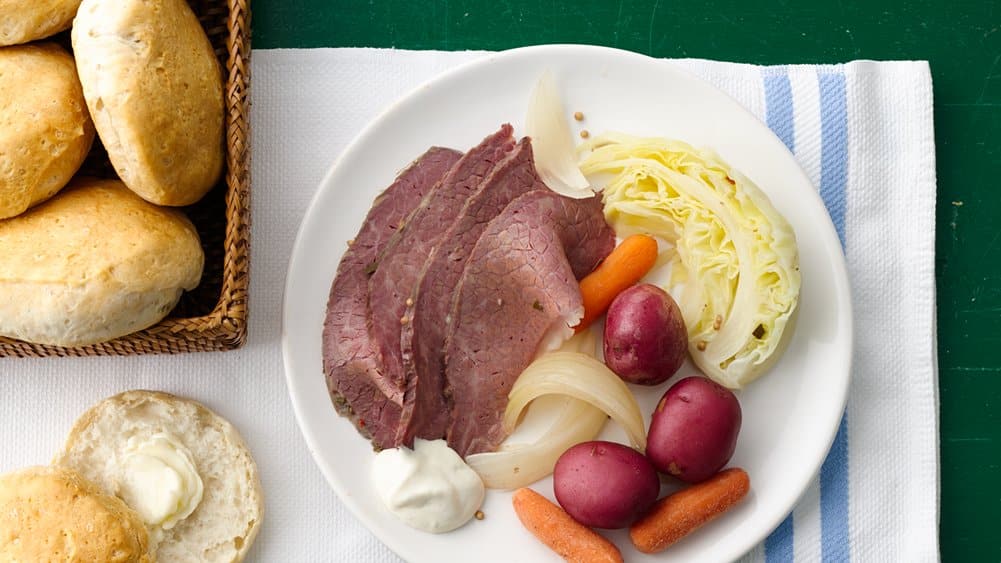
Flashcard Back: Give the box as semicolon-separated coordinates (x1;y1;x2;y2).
580;133;801;388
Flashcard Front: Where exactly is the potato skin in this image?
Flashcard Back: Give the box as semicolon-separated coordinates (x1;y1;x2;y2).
553;441;660;529
603;283;687;385
646;377;742;483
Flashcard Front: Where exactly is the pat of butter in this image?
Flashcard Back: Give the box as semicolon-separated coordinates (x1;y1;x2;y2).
119;433;203;531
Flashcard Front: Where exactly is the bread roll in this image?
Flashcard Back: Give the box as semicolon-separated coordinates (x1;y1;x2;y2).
0;465;153;562
72;0;224;206
0;0;82;45
55;390;264;563
0;43;94;219
0;178;204;346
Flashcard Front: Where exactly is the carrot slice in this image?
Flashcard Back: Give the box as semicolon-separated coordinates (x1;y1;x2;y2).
576;233;659;331
629;467;751;553
512;488;623;563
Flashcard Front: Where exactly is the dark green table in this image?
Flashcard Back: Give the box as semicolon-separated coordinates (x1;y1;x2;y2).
253;1;1000;558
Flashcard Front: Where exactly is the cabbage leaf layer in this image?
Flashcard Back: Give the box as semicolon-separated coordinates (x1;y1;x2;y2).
580;133;801;388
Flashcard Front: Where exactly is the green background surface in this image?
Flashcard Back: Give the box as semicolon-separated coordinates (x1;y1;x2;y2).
252;1;1000;559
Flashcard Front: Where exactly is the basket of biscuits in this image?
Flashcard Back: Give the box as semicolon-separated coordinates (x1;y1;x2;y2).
0;0;251;356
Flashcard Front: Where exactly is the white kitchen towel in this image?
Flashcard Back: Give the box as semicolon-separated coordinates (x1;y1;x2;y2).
0;48;937;562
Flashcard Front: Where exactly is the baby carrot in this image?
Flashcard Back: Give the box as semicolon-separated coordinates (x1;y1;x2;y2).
629;467;750;554
512;488;623;563
576;233;659;331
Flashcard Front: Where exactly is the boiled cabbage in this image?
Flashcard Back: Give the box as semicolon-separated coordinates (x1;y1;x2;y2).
579;133;800;388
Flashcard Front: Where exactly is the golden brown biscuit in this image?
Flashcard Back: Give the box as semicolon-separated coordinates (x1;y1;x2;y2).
0;43;94;219
0;0;82;46
0;465;153;562
0;178;204;346
72;0;224;206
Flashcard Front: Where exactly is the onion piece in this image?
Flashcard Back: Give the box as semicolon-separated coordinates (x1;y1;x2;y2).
525;71;594;199
467;337;644;489
536;324;598;358
504;351;647;451
465;395;606;490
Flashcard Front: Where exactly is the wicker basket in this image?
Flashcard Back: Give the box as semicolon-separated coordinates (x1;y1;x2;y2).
0;0;252;357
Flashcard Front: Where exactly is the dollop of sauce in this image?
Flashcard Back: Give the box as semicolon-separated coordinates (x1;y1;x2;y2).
119;433;204;532
371;438;485;533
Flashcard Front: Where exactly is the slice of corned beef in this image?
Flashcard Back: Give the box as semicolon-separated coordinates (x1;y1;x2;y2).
397;137;543;446
443;190;615;457
322;146;462;449
365;125;516;439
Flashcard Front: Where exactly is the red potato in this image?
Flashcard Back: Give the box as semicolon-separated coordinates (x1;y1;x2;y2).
603;283;687;385
553;441;660;529
646;376;742;483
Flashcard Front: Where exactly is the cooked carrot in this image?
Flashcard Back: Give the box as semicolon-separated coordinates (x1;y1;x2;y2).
629;467;750;554
576;233;659;331
512;488;623;563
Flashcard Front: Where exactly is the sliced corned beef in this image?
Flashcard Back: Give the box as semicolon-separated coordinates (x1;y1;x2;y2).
322;146;462;448
365;125;516;443
443;190;615;456
398;137;544;446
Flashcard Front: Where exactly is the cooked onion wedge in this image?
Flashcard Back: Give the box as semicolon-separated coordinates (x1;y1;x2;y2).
466;330;646;489
465;395;606;490
526;71;594;199
505;351;647;451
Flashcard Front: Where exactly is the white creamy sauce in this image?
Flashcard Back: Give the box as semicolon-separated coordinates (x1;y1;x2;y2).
119;433;204;532
371;438;484;533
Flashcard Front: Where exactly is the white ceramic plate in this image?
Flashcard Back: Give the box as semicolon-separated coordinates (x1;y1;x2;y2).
283;45;852;562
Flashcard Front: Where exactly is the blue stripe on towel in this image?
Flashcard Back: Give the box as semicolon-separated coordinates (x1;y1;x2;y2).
766;515;796;563
763;67;795;563
764;70;796;152
818;69;850;562
821;416;851;561
819;71;848;247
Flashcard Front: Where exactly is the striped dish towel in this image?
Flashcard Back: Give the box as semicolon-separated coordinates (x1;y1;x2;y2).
252;49;938;561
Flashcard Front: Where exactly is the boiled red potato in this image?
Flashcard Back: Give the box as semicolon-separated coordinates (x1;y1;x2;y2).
603;283;687;385
553;441;660;529
646;376;742;483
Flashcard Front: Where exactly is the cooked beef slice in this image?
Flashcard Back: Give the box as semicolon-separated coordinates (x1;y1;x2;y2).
443;190;615;456
365;125;516;441
322;146;462;448
398;137;543;446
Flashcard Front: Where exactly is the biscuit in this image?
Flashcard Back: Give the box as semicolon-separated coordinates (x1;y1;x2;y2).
72;0;224;206
56;390;264;562
0;178;204;346
0;465;153;562
0;0;82;46
0;43;94;219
